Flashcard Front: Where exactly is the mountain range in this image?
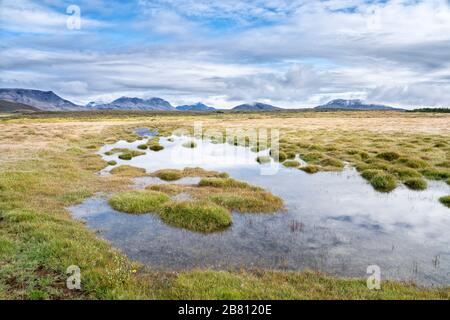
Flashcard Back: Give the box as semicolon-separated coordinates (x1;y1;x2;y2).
0;88;405;112
315;99;403;111
232;102;281;111
0;88;82;111
92;97;175;111
176;102;215;111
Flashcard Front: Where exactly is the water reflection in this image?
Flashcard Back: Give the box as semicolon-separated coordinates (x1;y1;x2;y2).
69;133;450;286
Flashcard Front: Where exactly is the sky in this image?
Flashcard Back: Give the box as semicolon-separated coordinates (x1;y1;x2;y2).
1;0;450;109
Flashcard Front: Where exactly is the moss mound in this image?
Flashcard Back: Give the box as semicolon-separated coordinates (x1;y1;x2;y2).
421;169;450;181
137;144;148;150
117;149;145;160
404;178;427;191
361;169;384;181
377;151;401;162
109;190;171;214
160;201;232;233
317;157;344;169
208;192;283;213
199;178;254;189
439;195;450;208
110;165;146;177
154;170;183;181
283;160;300;168
369;172;397;193
299;165;319;174
152;168;229;181
149;144;164;151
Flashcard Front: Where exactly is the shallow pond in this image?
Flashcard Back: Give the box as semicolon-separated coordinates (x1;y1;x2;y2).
69;132;450;287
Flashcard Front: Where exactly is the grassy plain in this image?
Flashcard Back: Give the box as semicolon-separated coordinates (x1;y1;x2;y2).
0;110;449;299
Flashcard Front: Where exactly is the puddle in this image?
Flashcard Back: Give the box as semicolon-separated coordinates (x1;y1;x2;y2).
69;133;450;287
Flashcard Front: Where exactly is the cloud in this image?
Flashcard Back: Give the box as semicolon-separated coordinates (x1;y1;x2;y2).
1;0;450;108
0;0;107;34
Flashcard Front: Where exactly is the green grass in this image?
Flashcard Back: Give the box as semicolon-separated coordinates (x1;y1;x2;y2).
208;192;283;213
109;190;171;214
137;144;148;150
421;169;450;181
152;168;229;181
299;165;319;174
283;160;300;168
107;160;117;166
439;196;450;208
167;270;449;299
110;165;147;177
160;201;232;233
369;172;397;193
377;151;401;162
198;178;254;189
153;170;183;181
117;149;145;160
361;169;384;180
149;145;164;151
404;178;428;191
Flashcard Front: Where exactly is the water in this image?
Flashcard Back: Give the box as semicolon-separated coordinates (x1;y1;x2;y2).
69;133;450;287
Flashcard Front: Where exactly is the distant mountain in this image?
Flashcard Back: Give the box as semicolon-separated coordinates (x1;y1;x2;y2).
92;97;175;111
0;88;83;111
316;99;403;111
0;99;41;113
176;102;215;111
232;102;282;111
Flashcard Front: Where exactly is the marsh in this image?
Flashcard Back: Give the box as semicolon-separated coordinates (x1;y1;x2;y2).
70;133;450;287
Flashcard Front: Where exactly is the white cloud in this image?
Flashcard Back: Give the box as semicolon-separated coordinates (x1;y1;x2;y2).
1;0;450;108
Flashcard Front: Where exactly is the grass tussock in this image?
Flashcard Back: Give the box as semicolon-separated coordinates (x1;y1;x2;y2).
439;196;450;208
377;151;401;162
148;177;283;214
299;165;320;174
198;178;255;190
110;165;147;177
109;190;171;214
151;167;228;181
117;149;145;160
369;172;397;193
160;201;232;233
282;160;300;168
404;178;428;191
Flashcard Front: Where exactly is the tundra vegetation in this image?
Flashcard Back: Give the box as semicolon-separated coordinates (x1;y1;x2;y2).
0;111;449;299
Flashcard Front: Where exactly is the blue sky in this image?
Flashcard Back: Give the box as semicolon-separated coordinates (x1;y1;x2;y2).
1;0;450;108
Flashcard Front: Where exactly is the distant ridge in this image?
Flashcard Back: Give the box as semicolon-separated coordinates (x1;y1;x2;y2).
316;99;403;111
92;97;175;111
176;102;215;111
232;102;282;111
0;99;41;113
0;88;83;111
